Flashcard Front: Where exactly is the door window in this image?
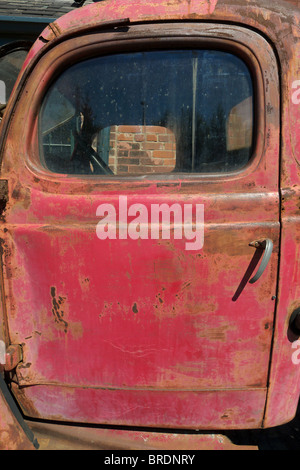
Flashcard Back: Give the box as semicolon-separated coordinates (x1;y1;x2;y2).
39;50;254;176
0;41;31;122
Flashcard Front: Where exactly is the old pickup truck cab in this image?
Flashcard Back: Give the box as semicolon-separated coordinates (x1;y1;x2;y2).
0;0;299;450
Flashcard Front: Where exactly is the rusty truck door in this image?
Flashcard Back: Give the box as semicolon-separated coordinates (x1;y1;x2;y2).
0;24;280;429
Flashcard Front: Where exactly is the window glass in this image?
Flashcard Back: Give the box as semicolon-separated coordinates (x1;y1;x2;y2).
0;49;29;104
0;45;30;121
40;50;254;176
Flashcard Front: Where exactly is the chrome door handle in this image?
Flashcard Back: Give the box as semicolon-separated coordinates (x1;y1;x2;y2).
249;239;273;284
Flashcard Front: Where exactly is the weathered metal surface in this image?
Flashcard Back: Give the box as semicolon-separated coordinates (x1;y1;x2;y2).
3;344;22;371
0;0;299;450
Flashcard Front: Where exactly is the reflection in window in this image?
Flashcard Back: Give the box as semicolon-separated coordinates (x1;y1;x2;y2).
0;49;29;104
40;50;254;176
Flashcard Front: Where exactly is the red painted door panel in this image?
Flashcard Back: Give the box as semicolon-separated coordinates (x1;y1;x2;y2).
4;190;279;428
0;24;280;428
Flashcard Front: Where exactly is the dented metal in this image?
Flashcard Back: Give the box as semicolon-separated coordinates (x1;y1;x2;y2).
0;0;299;450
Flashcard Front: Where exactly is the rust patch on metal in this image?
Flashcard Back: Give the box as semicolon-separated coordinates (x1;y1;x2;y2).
10;382;42;419
50;287;68;333
132;302;138;313
0;378;39;449
79;276;91;296
48;21;62;38
25;419;258;450
196;324;233;342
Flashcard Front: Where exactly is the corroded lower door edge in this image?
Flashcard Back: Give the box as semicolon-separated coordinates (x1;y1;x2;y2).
25;420;258;450
0;373;39;450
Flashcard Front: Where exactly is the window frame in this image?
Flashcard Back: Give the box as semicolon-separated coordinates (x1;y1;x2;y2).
18;23;277;186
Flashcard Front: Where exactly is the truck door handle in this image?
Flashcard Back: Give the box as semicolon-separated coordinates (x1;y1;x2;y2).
248;239;273;284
